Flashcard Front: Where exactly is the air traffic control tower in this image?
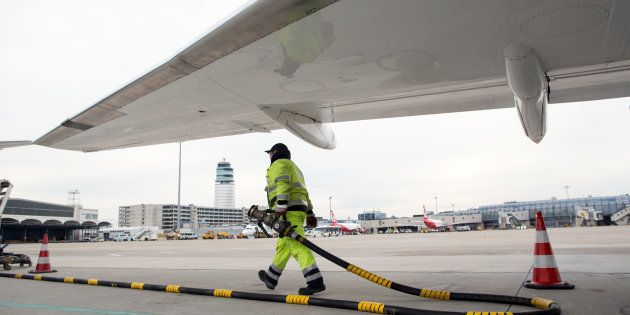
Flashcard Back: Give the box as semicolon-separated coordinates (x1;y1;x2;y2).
214;159;235;209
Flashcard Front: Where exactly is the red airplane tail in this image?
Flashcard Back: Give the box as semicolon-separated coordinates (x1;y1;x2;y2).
330;210;338;224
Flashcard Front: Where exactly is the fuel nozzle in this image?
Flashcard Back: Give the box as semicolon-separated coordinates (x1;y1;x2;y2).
247;205;275;227
247;205;296;238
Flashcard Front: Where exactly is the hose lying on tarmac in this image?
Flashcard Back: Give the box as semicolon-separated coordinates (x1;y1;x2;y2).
292;234;560;315
0;272;551;315
246;206;561;313
247;206;560;313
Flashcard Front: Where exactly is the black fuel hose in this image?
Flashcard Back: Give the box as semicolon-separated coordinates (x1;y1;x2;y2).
0;272;507;315
292;233;560;315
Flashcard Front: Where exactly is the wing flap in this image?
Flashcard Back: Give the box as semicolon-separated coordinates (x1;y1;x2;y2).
261;78;513;124
548;60;630;103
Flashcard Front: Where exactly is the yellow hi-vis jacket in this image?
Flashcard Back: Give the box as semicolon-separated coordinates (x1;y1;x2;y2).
266;159;312;212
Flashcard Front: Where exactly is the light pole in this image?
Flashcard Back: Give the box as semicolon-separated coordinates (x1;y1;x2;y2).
562;185;570;199
177;142;182;231
451;203;455;212
434;196;438;214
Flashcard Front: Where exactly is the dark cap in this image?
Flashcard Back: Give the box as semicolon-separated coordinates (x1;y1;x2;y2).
265;143;288;153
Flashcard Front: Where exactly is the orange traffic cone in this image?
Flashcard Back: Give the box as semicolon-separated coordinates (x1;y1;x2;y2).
523;211;573;289
29;234;57;274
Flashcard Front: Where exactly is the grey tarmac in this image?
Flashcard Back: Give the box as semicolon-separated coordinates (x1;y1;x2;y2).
1;226;629;314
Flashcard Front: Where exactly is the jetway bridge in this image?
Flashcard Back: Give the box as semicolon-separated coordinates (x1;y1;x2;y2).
611;207;630;225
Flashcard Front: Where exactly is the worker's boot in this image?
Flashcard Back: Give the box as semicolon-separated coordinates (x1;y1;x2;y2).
299;265;325;295
298;281;326;295
258;270;277;289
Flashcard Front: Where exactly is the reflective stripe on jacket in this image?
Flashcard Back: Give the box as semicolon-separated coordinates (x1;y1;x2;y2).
266;159;312;212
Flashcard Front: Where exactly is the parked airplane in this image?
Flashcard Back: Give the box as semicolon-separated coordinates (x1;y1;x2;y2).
330;210;364;234
241;224;278;238
422;206;447;231
4;1;630;151
241;225;258;237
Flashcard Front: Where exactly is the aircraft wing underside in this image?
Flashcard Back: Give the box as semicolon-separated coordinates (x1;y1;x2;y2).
32;0;630;151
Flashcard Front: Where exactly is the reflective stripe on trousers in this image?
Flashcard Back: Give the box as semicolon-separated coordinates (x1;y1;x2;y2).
265;263;283;286
303;264;323;284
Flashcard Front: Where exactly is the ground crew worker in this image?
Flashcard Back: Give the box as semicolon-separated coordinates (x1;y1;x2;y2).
258;143;325;295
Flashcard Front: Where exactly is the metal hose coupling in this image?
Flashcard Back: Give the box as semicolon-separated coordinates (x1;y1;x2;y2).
247;205;266;221
247;205;296;238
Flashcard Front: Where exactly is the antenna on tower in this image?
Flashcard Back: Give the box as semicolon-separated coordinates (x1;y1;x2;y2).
68;189;81;206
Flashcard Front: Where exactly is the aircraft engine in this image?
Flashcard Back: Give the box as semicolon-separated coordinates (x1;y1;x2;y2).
503;43;548;143
259;107;336;149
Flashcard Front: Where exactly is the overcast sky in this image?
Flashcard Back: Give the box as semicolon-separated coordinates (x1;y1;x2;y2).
1;1;629;224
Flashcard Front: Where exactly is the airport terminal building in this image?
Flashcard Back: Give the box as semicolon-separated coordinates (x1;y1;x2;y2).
358;194;630;232
477;194;630;226
0;198;111;242
118;204;248;230
432;194;630;229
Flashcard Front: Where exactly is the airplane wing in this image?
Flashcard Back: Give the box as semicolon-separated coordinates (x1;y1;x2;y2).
0;141;32;150
32;0;630;151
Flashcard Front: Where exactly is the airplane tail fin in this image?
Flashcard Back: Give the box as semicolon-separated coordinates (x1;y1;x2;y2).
423;205;427;218
330;210;337;224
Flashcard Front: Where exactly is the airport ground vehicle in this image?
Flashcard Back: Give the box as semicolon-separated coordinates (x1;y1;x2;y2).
241;225;274;238
236;233;248;239
254;231;269;238
305;229;323;238
202;231;215;239
385;228;399;234
164;231;179;240
310;226;341;237
1;253;32;270
113;235;132;242
100;226;159;241
179;232;198;240
455;226;471;232
216;231;231;239
0;244;32;270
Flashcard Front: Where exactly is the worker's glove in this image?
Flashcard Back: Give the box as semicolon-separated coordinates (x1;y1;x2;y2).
306;214;318;228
